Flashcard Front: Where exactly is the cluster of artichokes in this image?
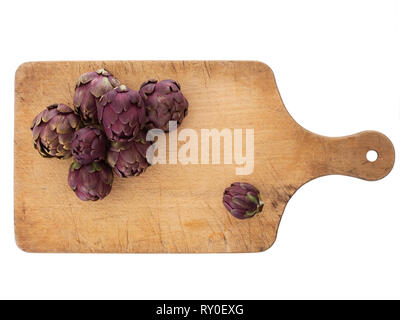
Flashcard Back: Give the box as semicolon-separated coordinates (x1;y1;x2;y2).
31;69;189;201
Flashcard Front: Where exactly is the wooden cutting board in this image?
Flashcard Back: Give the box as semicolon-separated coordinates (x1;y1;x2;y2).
14;61;395;253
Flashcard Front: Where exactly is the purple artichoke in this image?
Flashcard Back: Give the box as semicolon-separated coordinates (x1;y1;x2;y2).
97;85;146;142
223;182;264;219
73;69;120;124
71;126;107;165
139;79;188;132
106;131;151;178
31;104;82;159
68;161;113;201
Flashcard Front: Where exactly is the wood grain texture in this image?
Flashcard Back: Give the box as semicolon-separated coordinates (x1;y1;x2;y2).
14;61;395;253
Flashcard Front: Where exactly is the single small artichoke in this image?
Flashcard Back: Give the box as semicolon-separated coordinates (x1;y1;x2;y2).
31;103;82;159
223;182;264;219
71;126;107;165
98;85;146;142
68;161;113;201
106;131;151;178
73;68;120;124
139;79;188;132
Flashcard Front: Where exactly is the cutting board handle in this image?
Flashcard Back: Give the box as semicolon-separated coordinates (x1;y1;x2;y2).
310;130;395;181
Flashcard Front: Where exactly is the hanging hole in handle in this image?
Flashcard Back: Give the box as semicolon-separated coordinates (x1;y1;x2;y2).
366;150;379;162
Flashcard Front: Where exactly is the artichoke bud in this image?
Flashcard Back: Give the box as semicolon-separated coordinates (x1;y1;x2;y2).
106;130;152;178
139;79;189;132
71;126;107;165
73;68;121;124
68;160;113;201
223;182;264;219
97;85;146;142
31;104;82;159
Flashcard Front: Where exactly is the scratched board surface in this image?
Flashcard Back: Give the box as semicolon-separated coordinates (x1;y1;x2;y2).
14;61;395;252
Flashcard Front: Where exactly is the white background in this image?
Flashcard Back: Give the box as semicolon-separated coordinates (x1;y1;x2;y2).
1;0;399;299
